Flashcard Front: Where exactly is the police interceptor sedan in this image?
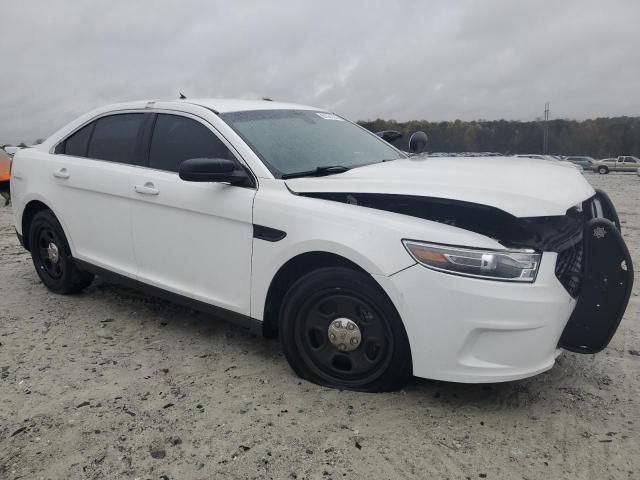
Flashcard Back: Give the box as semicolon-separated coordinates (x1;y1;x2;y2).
10;98;633;391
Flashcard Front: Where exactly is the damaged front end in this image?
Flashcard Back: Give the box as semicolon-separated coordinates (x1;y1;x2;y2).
299;188;634;354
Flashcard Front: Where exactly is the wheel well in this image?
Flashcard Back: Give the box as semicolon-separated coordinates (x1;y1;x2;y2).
21;200;51;251
262;252;367;338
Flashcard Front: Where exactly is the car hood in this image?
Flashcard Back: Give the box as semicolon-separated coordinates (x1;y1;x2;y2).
285;156;595;218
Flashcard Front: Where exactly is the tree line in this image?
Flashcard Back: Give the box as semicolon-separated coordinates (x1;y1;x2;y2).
359;116;640;158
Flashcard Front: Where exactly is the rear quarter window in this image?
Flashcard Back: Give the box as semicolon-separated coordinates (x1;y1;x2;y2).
59;123;95;157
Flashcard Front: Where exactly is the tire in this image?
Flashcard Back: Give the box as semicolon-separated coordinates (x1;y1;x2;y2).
279;267;412;392
28;210;94;294
597;166;608;174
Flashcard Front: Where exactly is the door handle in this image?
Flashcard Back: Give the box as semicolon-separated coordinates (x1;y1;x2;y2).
134;182;159;195
53;168;70;179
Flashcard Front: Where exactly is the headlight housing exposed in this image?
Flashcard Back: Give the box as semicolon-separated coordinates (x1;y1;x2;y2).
403;240;541;282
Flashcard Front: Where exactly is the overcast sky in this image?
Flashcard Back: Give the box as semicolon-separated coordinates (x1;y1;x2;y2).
1;0;639;144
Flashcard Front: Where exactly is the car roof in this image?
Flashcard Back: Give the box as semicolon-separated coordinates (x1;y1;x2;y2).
185;98;324;113
37;98;331;154
100;98;325;115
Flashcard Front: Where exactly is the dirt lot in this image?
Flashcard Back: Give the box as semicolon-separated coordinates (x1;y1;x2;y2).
0;173;638;480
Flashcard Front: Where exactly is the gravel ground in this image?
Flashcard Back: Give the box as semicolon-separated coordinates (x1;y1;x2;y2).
0;173;638;480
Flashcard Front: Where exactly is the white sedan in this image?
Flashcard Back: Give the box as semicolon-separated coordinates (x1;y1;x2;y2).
10;99;634;391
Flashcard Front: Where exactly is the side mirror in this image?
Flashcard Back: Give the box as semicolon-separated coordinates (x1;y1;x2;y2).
408;131;428;154
179;158;250;186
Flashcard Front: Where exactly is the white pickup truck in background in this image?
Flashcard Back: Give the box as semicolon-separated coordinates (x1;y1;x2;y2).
593;155;640;174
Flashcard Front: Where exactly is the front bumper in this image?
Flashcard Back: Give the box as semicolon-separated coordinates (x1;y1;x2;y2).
374;253;575;383
374;193;633;383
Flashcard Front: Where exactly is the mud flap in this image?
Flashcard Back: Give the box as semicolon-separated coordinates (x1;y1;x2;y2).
559;218;634;353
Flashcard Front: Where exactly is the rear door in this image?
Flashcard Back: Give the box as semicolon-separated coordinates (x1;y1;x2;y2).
129;112;256;314
51;112;147;277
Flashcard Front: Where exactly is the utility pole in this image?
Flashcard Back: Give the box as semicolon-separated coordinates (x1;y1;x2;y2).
543;102;550;154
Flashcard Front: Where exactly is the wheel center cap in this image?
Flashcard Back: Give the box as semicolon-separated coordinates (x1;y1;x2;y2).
327;318;362;352
47;242;60;264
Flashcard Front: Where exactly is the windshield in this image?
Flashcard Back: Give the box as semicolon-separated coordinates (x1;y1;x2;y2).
220;109;404;177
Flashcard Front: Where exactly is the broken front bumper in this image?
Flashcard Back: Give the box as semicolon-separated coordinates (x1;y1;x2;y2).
375;190;633;383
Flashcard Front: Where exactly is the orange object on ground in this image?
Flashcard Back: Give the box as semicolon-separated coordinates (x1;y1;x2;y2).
0;149;11;182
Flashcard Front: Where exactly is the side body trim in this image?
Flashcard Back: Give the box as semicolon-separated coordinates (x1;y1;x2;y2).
75;259;263;335
253;224;287;242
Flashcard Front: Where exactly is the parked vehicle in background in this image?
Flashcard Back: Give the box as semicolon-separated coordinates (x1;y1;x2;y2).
515;154;560;161
0;148;11;205
3;146;22;157
514;154;583;172
564;156;596;171
593;156;640;174
10;98;634;391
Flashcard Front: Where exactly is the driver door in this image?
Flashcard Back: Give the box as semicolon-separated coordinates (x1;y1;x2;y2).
129;112;256;315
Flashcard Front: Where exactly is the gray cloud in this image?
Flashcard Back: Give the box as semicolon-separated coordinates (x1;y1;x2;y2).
1;0;639;144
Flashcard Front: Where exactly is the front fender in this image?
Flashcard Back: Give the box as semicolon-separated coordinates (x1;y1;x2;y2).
249;179;505;320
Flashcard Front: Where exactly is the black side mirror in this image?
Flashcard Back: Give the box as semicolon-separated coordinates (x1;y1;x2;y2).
408;131;428;154
179;158;251;186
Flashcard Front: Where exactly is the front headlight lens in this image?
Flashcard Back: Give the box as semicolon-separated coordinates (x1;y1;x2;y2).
403;240;541;282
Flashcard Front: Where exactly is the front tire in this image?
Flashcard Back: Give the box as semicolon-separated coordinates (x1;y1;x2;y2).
28;210;94;294
597;165;609;174
279;267;411;392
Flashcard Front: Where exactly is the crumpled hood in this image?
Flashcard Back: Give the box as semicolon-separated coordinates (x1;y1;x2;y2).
285;156;595;217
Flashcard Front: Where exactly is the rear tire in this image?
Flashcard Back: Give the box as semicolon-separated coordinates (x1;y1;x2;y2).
28;210;94;294
279;267;411;392
597;166;609;174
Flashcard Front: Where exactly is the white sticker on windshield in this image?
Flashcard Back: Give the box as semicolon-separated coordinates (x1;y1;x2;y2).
316;112;344;121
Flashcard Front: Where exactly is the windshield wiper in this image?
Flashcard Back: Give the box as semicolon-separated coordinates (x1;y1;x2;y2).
281;165;351;179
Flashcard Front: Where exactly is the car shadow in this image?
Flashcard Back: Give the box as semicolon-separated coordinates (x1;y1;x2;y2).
84;277;568;410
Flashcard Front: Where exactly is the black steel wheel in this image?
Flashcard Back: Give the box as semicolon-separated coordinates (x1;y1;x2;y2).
28;209;94;294
279;267;411;392
33;222;65;280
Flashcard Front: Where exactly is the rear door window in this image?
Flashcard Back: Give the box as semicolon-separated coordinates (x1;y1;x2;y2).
148;114;234;172
87;113;145;165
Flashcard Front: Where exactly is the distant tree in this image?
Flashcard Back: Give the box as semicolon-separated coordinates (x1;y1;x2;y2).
18;142;27;148
34;138;44;145
359;116;640;158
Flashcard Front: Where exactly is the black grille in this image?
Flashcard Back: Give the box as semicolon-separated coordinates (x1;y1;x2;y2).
555;242;583;297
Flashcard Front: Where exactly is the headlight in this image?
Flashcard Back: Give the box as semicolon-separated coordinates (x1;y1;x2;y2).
403;240;541;282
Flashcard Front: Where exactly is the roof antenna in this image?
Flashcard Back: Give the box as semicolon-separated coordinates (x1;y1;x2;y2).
179;92;187;99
